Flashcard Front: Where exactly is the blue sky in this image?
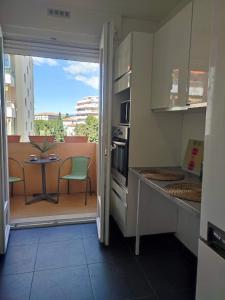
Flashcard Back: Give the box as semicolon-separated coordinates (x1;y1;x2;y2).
32;57;99;114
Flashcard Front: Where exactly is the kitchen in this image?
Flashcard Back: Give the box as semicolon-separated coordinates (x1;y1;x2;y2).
0;0;225;299
110;0;225;299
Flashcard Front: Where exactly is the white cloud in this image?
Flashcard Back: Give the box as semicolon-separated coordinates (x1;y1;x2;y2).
32;57;59;66
64;61;99;75
75;75;99;89
63;61;99;89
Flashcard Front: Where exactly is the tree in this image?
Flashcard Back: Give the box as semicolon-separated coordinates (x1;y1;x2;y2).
75;115;99;142
34;113;65;142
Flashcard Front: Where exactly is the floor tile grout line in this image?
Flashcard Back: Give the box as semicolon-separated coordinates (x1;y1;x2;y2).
81;238;96;300
32;263;87;274
37;237;83;245
28;238;40;300
134;255;160;300
0;270;34;277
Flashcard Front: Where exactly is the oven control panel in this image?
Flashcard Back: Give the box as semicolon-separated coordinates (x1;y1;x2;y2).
112;126;129;140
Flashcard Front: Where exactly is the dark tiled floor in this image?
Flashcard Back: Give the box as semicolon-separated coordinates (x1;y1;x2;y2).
0;221;197;300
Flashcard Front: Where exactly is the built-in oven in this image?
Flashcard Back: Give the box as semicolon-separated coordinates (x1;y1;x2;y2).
111;126;129;187
120;100;130;125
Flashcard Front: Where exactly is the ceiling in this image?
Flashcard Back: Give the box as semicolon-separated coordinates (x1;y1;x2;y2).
36;0;186;22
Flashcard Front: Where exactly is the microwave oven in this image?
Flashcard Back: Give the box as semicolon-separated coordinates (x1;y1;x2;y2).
120;100;130;125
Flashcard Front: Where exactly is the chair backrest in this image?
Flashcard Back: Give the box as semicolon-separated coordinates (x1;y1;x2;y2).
71;156;90;178
8;157;23;178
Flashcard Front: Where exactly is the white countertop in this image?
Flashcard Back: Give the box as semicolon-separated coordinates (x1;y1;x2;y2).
130;167;201;216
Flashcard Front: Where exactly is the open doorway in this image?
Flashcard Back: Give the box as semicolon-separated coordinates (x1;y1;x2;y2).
5;54;99;226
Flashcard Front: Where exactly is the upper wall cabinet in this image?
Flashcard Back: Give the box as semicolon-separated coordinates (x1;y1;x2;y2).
187;0;212;106
151;3;192;110
114;33;132;80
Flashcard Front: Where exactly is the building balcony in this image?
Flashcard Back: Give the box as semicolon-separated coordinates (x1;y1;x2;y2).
4;72;15;87
8;141;97;225
6;103;16;118
76;103;98;109
76;111;98;115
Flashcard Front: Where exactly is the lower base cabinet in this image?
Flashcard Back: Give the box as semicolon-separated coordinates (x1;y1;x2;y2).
111;179;127;235
110;173;200;256
175;207;200;256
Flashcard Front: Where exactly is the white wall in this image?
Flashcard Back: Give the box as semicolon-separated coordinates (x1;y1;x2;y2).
0;0;121;49
180;111;206;164
0;0;159;52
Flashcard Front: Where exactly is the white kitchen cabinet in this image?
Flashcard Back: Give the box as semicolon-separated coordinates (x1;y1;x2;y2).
151;3;192;110
111;179;127;235
187;0;212;105
114;33;132;80
111;31;183;238
196;240;225;300
175;207;200;256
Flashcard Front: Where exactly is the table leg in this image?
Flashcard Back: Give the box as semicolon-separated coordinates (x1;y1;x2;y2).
135;178;141;255
28;163;58;204
42;163;47;194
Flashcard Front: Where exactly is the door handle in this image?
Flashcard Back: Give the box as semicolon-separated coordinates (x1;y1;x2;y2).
111;143;117;150
112;141;126;146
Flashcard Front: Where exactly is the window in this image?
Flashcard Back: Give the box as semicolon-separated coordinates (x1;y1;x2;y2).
25;97;27;106
24;73;26;83
26;121;28;131
27;88;29;97
28;110;30;118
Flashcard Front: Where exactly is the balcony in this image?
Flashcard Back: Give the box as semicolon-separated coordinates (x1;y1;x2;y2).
6;102;16;118
5;72;15;87
8;141;97;225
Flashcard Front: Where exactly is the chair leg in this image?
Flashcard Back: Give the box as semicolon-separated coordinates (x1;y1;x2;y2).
67;180;70;194
57;178;60;203
85;179;88;206
11;182;14;197
88;176;92;196
23;180;29;205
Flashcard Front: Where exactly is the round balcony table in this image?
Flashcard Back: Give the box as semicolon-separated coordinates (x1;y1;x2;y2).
25;157;60;204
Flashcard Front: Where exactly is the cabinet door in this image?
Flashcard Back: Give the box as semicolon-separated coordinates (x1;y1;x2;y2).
151;3;192;109
188;0;212;105
114;33;132;80
111;189;127;234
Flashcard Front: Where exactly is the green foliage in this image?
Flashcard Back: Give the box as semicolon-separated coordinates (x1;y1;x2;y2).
34;113;65;142
30;140;55;153
75;115;99;142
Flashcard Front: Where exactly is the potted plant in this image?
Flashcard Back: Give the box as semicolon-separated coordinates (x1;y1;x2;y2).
29;136;55;143
30;140;55;158
7;135;21;143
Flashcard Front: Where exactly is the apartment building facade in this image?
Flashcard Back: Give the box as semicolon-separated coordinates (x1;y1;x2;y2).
5;54;34;141
35;112;59;121
74;96;99;124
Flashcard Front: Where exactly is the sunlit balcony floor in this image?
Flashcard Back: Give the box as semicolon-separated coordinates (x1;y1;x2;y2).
10;193;97;226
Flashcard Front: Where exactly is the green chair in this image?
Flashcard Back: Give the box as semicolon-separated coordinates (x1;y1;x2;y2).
57;156;92;205
8;157;28;204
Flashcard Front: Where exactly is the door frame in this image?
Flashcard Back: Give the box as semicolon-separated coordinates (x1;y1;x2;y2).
97;22;113;245
0;26;10;254
0;25;114;235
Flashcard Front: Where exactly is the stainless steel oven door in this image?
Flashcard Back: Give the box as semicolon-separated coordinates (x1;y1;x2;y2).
111;140;128;187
